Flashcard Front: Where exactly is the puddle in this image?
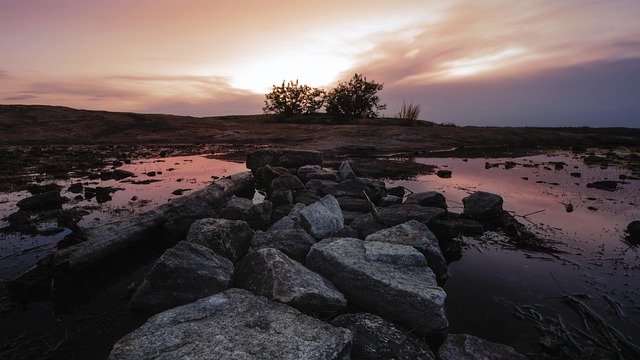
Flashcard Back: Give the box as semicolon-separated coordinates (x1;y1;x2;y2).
0;155;247;279
388;150;640;355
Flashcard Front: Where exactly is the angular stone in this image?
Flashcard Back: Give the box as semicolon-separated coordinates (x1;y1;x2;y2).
109;289;352;360
405;191;447;210
305;179;338;190
254;165;290;187
297;165;322;182
350;213;386;239
331;313;435;360
272;174;306;192
185;218;254;263
378;204;446;227
218;196;272;230
338;161;356;180
437;334;528;360
250;229;316;263
365;220;448;280
307;238;448;335
270;189;293;206
129;241;233;313
246;149;323;171
235;248;346;314
269;203;306;231
300;195;344;239
462;191;504;219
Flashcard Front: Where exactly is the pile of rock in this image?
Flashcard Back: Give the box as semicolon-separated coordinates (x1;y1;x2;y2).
110;149;528;360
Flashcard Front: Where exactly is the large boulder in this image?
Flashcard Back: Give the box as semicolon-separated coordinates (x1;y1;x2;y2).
218;196;272;230
129;241;233;313
300;195;344;239
307;238;448;335
250;229;316;263
378;204;446;227
185;218;254;263
405;191;447;210
234;248;347;314
462;191;504;219
109;289;352;360
331;312;435;360
16;190;66;211
246;149;323;171
365;220;448;281
437;334;528;360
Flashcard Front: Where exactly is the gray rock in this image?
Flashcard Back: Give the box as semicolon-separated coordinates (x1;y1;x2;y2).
246;149;323;171
462;191;504;219
219;196;272;230
379;195;402;207
342;210;367;225
365;220;448;280
297;165;322;181
309;170;341;182
294;190;324;205
379;204;446;227
332;313;435;360
16;190;67;211
305;178;338;190
109;288;352;360
405;191;447;210
437;334;528;360
338;161;356;180
250;229;316;263
307;238;448;335
254;164;290;186
337;197;370;212
272;174;306;192
270;189;293;206
185;218;254;263
322;180;371;198
269;203;306;231
234;248;346;314
129;241;233;313
300;195;344;239
350;213;386;239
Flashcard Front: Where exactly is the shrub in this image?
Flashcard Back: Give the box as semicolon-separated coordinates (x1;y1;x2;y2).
325;73;387;118
262;80;325;115
396;101;421;120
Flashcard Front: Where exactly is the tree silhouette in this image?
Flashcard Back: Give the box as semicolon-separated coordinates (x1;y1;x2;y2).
262;80;325;115
325;73;386;118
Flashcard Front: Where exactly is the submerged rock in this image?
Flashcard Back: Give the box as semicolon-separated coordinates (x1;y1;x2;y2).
110;288;352;360
437;334;528;360
16;190;67;211
234;248;346;314
307;237;448;335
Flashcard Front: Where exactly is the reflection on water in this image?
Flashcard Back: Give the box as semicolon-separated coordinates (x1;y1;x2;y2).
0;155;246;279
389;151;640;355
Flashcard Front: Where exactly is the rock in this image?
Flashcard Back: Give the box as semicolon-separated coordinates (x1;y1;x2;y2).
309;169;341;182
67;183;84;194
300;195;344;239
429;218;484;242
16;190;67;211
341;210;367;225
219;196;272;230
246;149;323;171
109;288;352;360
112;169;135;180
27;183;63;195
584;155;606;165
365;220;448;280
322;179;371;198
185;218;254;263
254;165;290;187
462;191;504;219
250;229;316;263
269;203;306;231
387;186;405;197
405;191;448;210
294;190;324;205
436;169;452;178
234;248;346;314
305;178;339;190
338;161;356;180
270;189;293;206
337;197;370;212
297;165;322;181
437;334;528;360
331;313;435;360
129;241;233;313
378;204;446;227
379;195;402;207
626;220;640;243
307;238;448;335
350;213;386;239
271;174;306;192
586;180;618;191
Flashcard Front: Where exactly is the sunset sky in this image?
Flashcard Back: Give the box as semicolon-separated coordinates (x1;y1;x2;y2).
2;0;639;126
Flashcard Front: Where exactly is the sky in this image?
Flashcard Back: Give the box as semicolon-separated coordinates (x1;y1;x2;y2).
1;0;639;127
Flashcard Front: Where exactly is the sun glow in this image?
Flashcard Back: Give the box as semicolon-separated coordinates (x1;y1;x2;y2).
445;48;526;77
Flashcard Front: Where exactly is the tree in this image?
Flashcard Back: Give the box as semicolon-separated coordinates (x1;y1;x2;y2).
262;80;325;115
325;73;387;118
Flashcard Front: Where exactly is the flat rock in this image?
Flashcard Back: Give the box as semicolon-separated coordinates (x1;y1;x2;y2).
129;241;233;313
405;191;448;210
297;165;322;181
250;229;316;263
234;248;347;314
307;237;448;335
246;149;323;171
331;312;435;360
337;197;370;212
16;190;66;211
437;334;528;360
300;195;344;239
322;179;370;198
109;288;352;360
378;204;446;227
462;191;504;219
365;220;448;280
185;218;254;263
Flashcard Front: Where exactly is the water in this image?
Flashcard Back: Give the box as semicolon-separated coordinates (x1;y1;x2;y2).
388;150;640;355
